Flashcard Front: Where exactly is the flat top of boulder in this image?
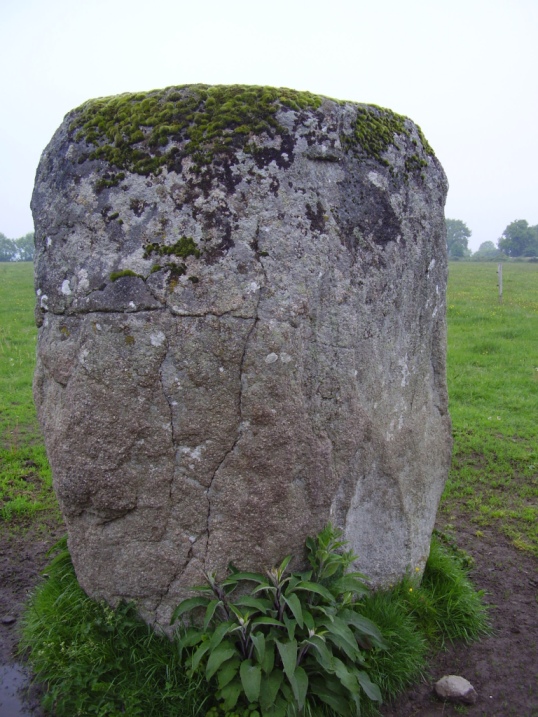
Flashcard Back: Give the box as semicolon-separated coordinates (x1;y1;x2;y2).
67;83;434;179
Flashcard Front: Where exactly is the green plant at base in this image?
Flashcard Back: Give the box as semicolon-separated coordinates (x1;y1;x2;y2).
172;525;385;717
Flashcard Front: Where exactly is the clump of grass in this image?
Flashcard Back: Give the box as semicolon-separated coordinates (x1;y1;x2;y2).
396;537;490;647
20;534;488;717
19;537;210;717
359;592;428;707
359;535;489;712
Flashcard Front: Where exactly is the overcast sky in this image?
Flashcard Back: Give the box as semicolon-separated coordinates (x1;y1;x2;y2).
1;0;537;251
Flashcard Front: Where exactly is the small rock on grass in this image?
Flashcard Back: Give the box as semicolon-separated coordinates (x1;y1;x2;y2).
434;675;478;705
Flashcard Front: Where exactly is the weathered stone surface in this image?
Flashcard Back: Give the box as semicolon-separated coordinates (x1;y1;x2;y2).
434;675;478;705
32;85;451;627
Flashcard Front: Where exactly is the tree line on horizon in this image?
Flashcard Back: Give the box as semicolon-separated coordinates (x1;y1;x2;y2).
446;218;538;261
0;231;35;261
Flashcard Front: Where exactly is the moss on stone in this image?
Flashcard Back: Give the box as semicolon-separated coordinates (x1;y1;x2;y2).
143;236;200;260
110;269;142;282
343;105;434;166
69;84;433;179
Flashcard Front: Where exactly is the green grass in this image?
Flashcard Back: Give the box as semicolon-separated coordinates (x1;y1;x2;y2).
19;538;210;717
0;262;58;523
443;262;538;554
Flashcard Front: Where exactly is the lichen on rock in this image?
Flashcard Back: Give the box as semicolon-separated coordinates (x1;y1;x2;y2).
32;83;451;630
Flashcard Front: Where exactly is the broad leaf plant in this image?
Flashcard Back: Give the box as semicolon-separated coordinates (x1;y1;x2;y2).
171;525;386;717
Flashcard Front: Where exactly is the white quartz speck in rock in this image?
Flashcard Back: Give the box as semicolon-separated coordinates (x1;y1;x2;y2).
61;280;72;296
150;331;166;347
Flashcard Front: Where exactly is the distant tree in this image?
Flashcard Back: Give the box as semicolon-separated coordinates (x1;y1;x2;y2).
472;240;501;261
15;232;35;261
445;218;471;259
498;220;538;257
0;233;17;262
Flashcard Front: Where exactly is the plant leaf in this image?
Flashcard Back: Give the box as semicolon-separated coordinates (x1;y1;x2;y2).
177;626;204;652
339;608;387;648
170;596;209;624
291;665;308;710
206;642;238;680
259;669;284;712
209;620;234;650
251;616;285;628
294;581;335;602
331;575;369;596
250;630;265;664
239;659;262;702
217;657;241;689
302;609;315;632
275;639;297;683
261;694;288;717
323;630;362;663
303;635;333;671
218;678;243;711
283;593;303;628
287;574;301;591
277;554;293;575
190;641;211;672
357;670;382;702
234;595;273;613
283;614;297;641
309;678;352;717
321;617;362;661
332;657;360;695
222;571;267;585
261;639;275;674
204;599;222;629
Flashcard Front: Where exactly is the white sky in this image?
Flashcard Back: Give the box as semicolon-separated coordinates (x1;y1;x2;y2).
1;0;537;251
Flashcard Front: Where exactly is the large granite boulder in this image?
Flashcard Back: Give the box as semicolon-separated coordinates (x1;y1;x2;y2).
32;85;451;627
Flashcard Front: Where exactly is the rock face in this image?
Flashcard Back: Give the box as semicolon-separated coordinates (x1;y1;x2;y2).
32;85;451;627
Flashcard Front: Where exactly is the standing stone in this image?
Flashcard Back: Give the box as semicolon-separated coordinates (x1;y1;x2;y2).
32;85;451;628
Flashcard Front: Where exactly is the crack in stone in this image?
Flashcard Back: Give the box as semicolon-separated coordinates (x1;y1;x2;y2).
167;307;257;319
156;331;179;546
203;234;267;570
203;311;259;570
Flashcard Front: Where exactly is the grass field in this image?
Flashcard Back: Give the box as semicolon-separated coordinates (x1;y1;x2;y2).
0;262;57;523
0;261;537;552
443;262;538;554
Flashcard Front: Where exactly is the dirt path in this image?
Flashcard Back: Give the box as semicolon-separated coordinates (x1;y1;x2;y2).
381;520;538;717
1;520;537;716
0;523;64;716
